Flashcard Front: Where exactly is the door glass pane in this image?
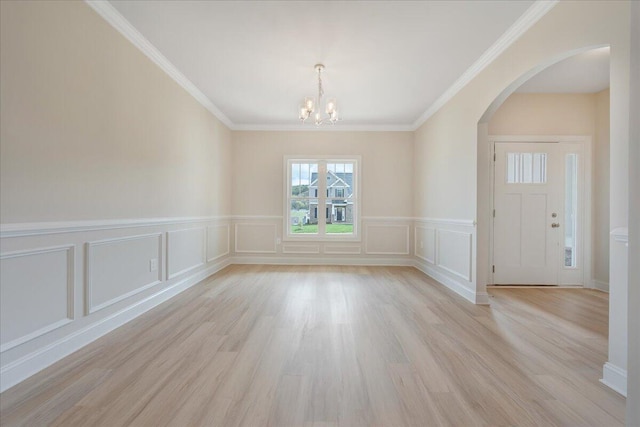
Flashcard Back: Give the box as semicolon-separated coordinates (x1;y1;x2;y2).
506;153;547;183
564;154;578;267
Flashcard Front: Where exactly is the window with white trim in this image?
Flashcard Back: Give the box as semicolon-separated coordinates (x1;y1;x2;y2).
286;157;359;239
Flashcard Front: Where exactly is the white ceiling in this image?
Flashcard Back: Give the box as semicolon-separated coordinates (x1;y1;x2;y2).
106;0;540;129
516;47;610;93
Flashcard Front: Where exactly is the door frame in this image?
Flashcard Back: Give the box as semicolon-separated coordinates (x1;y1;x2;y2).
488;135;593;286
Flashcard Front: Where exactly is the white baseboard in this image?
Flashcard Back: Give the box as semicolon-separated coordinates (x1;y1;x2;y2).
231;255;413;267
414;259;486;305
601;362;627;396
0;258;231;393
591;279;609;292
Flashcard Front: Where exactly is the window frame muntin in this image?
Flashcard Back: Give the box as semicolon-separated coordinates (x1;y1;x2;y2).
284;155;361;242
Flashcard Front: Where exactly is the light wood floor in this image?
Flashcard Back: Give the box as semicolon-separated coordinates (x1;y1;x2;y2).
0;265;625;426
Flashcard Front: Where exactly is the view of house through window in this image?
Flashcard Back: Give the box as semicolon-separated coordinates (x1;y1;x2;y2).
287;158;358;238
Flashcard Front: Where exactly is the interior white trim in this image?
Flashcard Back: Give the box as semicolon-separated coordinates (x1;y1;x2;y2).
232;215;283;221
85;233;163;314
592;279;610;292
0;258;231;393
323;245;362;255
414;259;487;305
0;245;75;353
487;135;593;286
0;216;230;238
84;0;234;129
412;0;559;129
414;226;436;264
166;228;207;280
234;223;278;254
206;224;231;262
233;124;414;132
414;218;476;226
611;227;629;243
436;229;473;282
282;244;321;254
601;362;627;396
364;224;410;255
362;216;415;222
85;1;557;132
231;256;412;266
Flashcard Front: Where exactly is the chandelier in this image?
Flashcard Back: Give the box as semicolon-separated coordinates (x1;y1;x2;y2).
299;64;339;126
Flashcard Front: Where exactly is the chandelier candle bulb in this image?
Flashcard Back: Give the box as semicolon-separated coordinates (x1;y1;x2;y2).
299;64;340;126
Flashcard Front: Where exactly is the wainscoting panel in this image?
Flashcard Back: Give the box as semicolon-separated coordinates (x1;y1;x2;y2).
437;230;473;281
86;234;163;314
415;226;436;264
234;223;277;254
323;245;362;255
0;246;74;352
282;244;320;254
207;224;230;262
167;228;206;279
413;218;481;305
0;217;231;393
364;224;410;255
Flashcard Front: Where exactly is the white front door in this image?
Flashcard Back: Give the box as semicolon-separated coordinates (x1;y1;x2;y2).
493;142;583;285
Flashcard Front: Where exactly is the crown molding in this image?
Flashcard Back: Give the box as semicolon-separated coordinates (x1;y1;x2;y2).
84;0;235;130
232;124;414;132
86;0;557;133
411;0;559;130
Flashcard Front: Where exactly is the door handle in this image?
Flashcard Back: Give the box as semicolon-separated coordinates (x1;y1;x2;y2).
551;223;560;228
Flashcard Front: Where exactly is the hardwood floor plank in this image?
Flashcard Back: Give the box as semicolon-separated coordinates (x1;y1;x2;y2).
0;266;625;426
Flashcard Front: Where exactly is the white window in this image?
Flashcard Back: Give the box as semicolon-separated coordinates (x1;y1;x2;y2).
285;156;360;240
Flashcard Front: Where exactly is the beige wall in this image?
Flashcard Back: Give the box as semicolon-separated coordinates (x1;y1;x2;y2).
489;93;596;135
413;0;630;386
231;131;414;218
0;1;232;223
488;91;611;285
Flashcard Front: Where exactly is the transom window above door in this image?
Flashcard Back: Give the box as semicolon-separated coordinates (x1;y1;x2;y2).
285;156;360;241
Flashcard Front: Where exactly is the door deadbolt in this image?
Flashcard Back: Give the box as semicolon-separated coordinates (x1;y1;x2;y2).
551;213;557;218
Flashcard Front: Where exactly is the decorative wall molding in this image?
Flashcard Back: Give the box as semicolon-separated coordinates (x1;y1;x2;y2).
411;0;558;129
415;226;436;264
84;0;233;129
414;217;476;227
85;233;163;314
85;0;557;133
0;245;75;353
233;124;414;132
234;223;278;254
282;244;320;254
0;258;231;393
324;245;362;255
166;228;207;280
0;216;230;238
414;259;475;304
436;229;473;281
231;256;412;267
592;279;610;293
364;224;410;255
231;215;283;221
207;224;230;262
361;216;415;222
601;362;627;396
